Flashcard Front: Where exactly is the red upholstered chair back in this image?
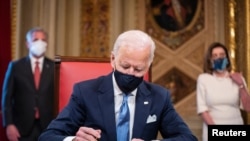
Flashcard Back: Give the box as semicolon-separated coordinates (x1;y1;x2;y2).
54;56;151;115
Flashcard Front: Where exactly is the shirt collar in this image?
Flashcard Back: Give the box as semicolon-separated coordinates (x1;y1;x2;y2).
29;54;44;65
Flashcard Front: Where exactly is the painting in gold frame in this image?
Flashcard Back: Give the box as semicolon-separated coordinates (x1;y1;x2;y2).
146;0;204;50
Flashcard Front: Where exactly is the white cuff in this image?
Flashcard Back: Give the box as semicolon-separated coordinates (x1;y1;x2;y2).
63;136;75;141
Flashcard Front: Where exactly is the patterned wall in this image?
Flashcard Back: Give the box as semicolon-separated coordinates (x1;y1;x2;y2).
80;0;110;58
145;0;204;103
143;0;209;140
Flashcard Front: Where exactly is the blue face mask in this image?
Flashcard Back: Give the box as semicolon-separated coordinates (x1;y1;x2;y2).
212;58;228;71
114;70;143;94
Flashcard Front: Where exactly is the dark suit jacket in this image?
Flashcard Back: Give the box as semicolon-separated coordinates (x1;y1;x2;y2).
39;72;197;141
1;56;54;136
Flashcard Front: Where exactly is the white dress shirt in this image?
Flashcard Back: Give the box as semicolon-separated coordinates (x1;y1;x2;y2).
30;54;44;73
113;73;136;141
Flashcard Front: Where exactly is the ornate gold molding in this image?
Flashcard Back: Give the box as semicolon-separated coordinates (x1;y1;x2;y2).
246;0;250;93
11;0;17;60
225;0;250;124
227;0;236;72
245;0;250;124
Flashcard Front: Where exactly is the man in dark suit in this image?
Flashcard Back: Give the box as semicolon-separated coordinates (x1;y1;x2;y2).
39;30;197;141
1;27;54;141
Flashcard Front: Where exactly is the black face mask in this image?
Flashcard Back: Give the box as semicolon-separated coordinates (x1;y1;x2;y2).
114;70;143;94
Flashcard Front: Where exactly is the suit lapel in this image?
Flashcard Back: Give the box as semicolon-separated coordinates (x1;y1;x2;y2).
24;57;35;88
97;73;117;141
132;82;151;138
24;56;52;90
39;58;52;90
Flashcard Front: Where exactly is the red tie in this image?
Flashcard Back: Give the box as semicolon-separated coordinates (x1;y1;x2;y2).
34;61;40;119
34;61;40;89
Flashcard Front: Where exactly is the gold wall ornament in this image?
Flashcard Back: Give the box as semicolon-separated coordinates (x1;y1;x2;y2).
246;0;250;91
80;0;110;58
146;0;204;50
225;0;250;124
227;0;237;72
11;0;17;60
225;0;249;83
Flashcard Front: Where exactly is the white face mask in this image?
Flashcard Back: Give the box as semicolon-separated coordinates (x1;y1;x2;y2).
29;40;47;57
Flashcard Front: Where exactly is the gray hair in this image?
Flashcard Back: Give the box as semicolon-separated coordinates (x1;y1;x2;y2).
26;27;48;42
112;30;156;64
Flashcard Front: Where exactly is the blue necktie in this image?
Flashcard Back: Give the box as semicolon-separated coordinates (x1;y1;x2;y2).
117;94;130;141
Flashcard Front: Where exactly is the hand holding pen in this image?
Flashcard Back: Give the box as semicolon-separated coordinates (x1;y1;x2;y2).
73;127;101;141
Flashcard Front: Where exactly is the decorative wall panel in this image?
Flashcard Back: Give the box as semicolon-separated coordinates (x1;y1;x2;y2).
155;67;196;104
80;0;110;58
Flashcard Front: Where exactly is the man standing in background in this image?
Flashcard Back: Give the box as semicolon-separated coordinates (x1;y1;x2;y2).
1;27;55;141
